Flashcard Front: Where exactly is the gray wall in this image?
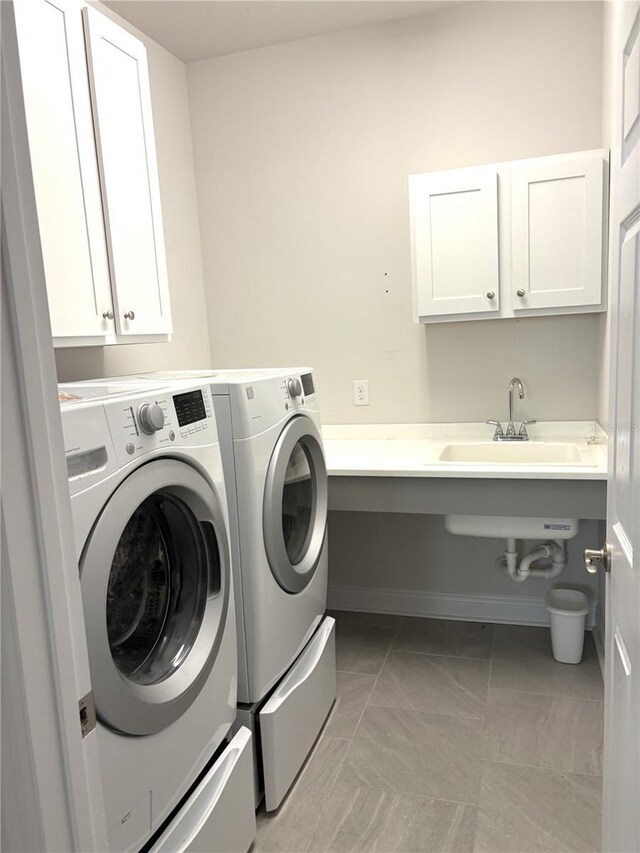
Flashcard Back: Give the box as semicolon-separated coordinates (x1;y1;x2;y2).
55;3;211;382
328;512;601;624
188;1;604;424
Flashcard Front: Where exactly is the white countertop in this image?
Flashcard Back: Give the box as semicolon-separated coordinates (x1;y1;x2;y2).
321;421;608;480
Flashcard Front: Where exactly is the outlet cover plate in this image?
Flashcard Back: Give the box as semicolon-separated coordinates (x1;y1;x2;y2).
353;379;370;406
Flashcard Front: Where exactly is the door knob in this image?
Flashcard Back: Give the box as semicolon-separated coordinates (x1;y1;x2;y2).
123;310;135;320
102;309;114;320
516;289;526;297
486;291;495;299
584;544;612;574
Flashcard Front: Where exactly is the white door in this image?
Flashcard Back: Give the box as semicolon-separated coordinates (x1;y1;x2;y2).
597;4;640;851
83;6;172;337
511;152;606;311
409;167;500;319
13;0;114;341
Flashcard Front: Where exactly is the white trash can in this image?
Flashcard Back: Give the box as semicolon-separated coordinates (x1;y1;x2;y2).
546;588;589;664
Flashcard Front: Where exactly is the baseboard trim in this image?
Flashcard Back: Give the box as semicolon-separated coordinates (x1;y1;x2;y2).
328;584;596;628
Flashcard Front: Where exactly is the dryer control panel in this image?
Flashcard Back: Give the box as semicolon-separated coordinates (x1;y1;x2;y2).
228;370;321;439
279;372;316;411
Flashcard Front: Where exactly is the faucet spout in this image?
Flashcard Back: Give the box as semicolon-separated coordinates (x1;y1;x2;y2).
487;377;533;441
507;377;524;435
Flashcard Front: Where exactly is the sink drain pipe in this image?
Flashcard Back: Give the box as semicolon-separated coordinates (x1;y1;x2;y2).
498;539;567;582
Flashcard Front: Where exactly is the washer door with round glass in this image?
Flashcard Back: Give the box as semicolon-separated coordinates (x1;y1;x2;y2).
263;416;328;594
80;459;230;736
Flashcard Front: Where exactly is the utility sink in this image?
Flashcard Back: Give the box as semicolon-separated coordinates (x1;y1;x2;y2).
438;442;586;465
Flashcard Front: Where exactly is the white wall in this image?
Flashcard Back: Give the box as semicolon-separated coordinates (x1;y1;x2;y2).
188;1;604;424
55;5;210;382
50;1;608;627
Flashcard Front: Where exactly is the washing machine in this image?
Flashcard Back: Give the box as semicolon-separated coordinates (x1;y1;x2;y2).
58;379;256;852
129;369;337;811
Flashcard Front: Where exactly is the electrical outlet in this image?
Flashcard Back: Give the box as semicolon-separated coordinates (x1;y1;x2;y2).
353;379;369;406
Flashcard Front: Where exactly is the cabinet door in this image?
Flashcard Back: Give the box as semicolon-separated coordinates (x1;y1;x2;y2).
410;167;500;320
83;7;172;337
511;153;606;311
14;0;114;341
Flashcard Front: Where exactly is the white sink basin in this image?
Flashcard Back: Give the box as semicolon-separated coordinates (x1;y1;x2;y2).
438;442;586;465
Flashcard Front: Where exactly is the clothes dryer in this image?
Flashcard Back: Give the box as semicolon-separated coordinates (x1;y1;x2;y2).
59;380;255;851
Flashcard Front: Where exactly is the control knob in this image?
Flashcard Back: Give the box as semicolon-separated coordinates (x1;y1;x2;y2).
137;402;165;435
287;377;302;399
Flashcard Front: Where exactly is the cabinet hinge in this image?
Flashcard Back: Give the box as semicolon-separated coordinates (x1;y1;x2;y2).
79;691;96;738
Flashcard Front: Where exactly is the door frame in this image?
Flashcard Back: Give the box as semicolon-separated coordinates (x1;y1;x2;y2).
1;5;107;849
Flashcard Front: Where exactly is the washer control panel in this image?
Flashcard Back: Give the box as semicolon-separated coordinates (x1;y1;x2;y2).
104;384;216;465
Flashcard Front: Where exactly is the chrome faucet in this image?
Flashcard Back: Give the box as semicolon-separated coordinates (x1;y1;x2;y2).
507;377;524;436
487;377;536;441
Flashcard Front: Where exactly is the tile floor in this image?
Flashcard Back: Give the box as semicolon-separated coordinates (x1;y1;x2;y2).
254;612;604;853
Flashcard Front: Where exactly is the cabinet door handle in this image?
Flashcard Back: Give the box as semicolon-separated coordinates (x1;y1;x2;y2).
102;309;114;320
516;289;526;297
123;310;135;320
486;291;495;299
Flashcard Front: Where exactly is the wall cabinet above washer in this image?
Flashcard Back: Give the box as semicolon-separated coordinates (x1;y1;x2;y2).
14;0;172;347
409;149;608;324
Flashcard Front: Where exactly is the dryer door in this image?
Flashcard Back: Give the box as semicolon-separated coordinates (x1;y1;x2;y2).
81;459;230;735
263;415;328;593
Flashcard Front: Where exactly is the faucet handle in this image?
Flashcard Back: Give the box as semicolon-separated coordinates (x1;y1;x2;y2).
486;419;504;438
518;419;536;437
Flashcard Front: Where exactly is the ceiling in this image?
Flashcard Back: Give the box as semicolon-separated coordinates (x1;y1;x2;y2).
104;0;455;63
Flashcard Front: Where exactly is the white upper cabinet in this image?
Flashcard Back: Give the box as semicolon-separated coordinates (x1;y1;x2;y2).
14;1;172;346
14;0;113;340
410;149;608;324
83;7;171;338
510;154;605;311
410;168;500;319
